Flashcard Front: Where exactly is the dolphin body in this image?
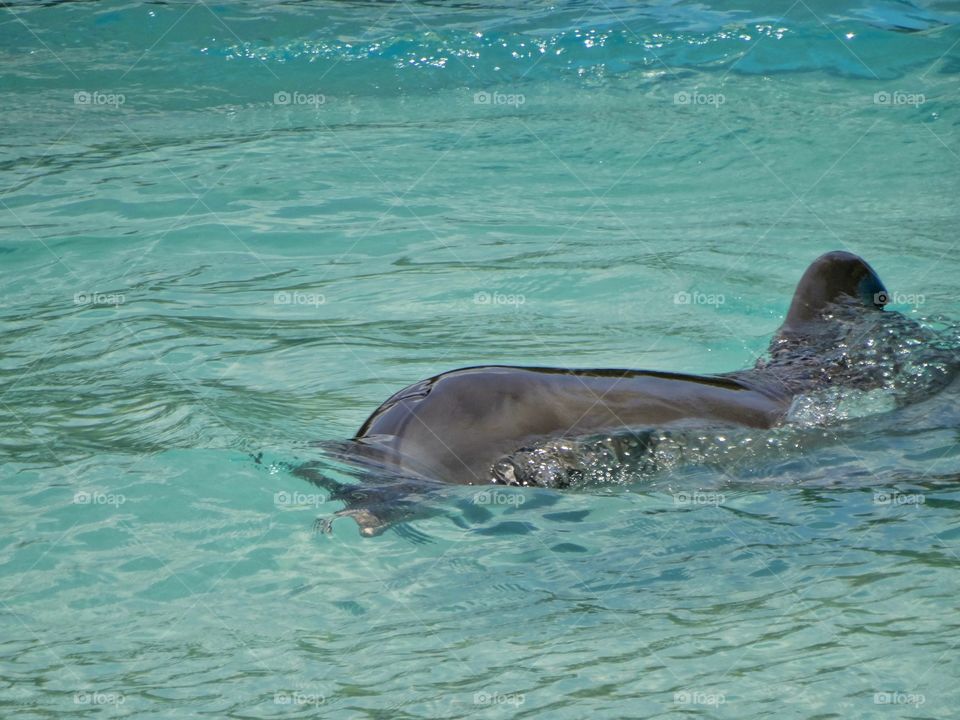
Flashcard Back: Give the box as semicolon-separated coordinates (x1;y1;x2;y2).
344;251;889;488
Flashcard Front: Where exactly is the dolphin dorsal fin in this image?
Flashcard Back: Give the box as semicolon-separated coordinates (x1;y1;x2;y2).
777;251;887;338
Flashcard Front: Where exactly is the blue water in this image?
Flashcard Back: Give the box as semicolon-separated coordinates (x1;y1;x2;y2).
2;0;960;717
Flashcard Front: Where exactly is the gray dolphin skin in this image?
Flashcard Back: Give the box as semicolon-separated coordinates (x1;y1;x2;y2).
349;251;889;486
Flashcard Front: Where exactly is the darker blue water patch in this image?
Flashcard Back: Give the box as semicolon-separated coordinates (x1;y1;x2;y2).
331;600;366;616
655;567;691;583
749;558;790;577
454;501;494;524
4;0;958;113
474;521;538;536
508;490;562;510
544;510;592;523
550;542;589;553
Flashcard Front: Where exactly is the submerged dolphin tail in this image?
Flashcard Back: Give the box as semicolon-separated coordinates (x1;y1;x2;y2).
777;250;888;338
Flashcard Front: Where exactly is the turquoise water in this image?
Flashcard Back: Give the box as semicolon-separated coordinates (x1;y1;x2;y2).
2;0;960;716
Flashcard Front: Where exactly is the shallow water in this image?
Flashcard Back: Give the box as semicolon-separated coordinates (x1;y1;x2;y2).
2;0;960;717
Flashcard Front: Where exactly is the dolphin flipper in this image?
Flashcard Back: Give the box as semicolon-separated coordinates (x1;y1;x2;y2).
294;459;447;538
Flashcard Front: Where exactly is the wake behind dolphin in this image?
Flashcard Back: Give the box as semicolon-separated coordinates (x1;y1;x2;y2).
292;251;958;535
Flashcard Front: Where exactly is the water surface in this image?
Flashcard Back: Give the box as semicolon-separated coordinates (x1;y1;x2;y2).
2;0;959;717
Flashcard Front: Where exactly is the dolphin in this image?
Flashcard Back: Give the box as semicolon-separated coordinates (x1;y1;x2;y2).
338;251;891;488
286;250;932;535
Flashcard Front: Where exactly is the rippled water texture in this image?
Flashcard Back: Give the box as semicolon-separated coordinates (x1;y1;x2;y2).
2;0;960;717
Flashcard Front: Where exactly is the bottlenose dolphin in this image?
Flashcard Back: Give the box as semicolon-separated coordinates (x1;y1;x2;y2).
286;250;952;535
345;251;889;487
